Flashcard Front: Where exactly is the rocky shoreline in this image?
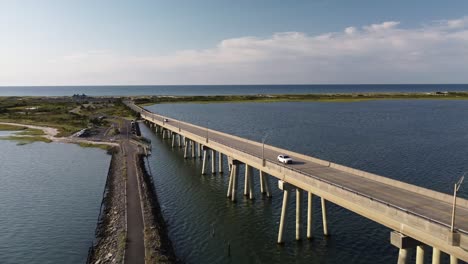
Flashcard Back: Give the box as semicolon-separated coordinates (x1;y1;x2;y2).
87;147;127;264
135;153;178;263
87;140;178;263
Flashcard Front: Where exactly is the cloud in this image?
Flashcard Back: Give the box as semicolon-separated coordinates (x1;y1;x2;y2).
363;21;400;31
2;17;468;85
344;27;357;35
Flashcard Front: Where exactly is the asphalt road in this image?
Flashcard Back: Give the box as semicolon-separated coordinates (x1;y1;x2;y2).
121;120;145;264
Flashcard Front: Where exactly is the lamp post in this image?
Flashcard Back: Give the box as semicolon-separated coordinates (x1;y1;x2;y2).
451;173;465;232
206;127;209;143
262;132;270;167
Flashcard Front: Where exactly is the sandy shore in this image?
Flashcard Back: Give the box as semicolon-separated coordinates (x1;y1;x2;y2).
0;122;119;146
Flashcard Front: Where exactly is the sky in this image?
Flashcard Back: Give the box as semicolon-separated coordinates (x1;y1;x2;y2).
1;0;468;85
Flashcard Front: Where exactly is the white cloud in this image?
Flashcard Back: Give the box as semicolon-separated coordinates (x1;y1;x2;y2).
363;21;400;32
1;17;468;85
344;27;357;35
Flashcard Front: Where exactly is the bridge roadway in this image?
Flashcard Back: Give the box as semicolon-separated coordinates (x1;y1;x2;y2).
125;101;468;262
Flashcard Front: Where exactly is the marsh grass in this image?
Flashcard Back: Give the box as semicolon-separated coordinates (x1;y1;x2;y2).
134;92;468;105
0;124;26;131
0;135;52;144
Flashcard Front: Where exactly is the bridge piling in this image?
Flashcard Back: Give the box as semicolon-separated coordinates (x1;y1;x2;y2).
260;171;265;194
391;231;420;264
278;180;291;244
201;149;208;175
296;189;302;241
211;150;216;174
398;249;408;264
171;133;176;148
261;171;271;197
183;139;188;159
307;192;313;239
231;162;239;202
432;248;440;264
321;197;329;236
177;135;182;147
218;152;223;173
191;141;195;158
198;143;202;158
244;165;251;196
227;160;234;198
416;245;424;264
248;169;254;199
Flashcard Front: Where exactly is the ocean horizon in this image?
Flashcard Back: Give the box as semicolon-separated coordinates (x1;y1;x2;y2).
1;84;468;96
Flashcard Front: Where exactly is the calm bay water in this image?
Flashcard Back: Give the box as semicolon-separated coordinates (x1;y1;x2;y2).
0;84;468;96
142;100;468;264
0;137;110;264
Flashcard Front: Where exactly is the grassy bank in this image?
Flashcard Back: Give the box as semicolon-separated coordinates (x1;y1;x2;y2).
133;92;468;105
0;135;52;145
0;96;135;137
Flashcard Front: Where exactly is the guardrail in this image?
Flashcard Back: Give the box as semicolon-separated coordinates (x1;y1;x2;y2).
126;101;468;235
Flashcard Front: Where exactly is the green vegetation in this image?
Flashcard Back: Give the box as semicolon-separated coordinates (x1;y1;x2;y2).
15;128;45;136
0;124;26;130
117;231;126;263
0;96;135;137
0;135;52;145
133;92;468;105
76;142;114;151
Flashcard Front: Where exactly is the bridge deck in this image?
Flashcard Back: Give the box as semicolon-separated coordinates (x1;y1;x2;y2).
126;102;468;260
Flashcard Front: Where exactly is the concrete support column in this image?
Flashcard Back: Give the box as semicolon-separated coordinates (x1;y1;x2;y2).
307;192;313;240
296;189;301;241
244;165;250;196
198;143;202;158
432;248;440;264
230;162;240;202
177;135;182;147
450;255;458;264
171;133;176;148
184;139;188;159
416;245;424;264
191;141;195;158
321;197;328;236
278;180;291;244
211;150;216;174
398;249;408;264
227;160;234;198
262;171;271;197
260;171;265;194
218;152;223;173
201;149;208;175
244;165;254;199
390;231;420;264
248;167;254;200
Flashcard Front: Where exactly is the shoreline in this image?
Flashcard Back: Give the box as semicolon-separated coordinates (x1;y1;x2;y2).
132;91;468;105
0;122;119;147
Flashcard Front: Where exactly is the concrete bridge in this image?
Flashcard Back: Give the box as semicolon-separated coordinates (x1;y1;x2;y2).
125;101;468;263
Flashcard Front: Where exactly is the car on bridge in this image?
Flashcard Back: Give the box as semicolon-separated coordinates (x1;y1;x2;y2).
277;155;293;164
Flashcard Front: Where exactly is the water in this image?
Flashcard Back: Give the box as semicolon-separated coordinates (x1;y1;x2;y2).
0;137;110;264
0;84;468;96
141;100;468;264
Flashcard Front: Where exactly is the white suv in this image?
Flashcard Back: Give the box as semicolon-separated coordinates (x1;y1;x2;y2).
277;155;293;164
